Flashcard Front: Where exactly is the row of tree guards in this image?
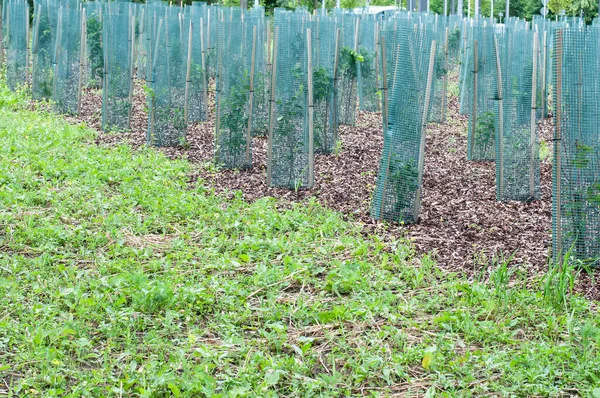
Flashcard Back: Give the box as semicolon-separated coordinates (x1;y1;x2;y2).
2;0;598;265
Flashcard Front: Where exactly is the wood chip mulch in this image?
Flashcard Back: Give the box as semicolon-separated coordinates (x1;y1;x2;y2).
62;76;599;300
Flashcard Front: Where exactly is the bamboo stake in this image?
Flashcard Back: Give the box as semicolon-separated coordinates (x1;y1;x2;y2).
554;30;563;260
469;40;478;160
128;15;136;128
0;6;4;66
267;26;278;187
199;17;207;117
25;5;30;86
214;24;223;163
530;32;538;199
149;19;163;145
332;28;341;149
414;40;437;221
541;30;547;118
373;21;380;110
246;25;257;166
52;9;63;108
102;10;109;127
442;27;449;123
32;5;42;93
380;34;388;134
493;34;504;200
184;20;193;126
307;27;314;188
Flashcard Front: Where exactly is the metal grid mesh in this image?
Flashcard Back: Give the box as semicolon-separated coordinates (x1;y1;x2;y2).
147;15;186;147
214;20;253;169
84;2;103;87
53;6;82;115
185;7;207;123
268;14;313;189
312;17;337;154
466;23;496;161
553;28;600;265
357;15;379;112
102;12;133;130
32;0;56;100
494;28;540;202
248;6;268;137
371;26;437;223
337;12;357;126
5;0;28;91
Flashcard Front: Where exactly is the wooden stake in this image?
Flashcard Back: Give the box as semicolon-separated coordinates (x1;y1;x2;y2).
184;20;193;126
149;19;163;145
469;40;478;160
332;28;341;148
414;40;437;221
0;6;4;66
493;34;504;200
554;29;563;260
32;5;42;92
267;26;279;187
214;25;223;161
246;25;257;165
380;34;388;134
530;32;538;199
128;15;136;128
541;30;547;118
442;27;449;123
25;5;30;86
307;27;314;188
102;10;109;126
199;17;207;116
52;9;63;107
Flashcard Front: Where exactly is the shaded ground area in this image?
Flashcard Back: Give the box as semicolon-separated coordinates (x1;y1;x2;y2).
69;76;598;299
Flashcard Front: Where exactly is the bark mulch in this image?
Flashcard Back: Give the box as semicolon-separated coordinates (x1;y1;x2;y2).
65;78;599;300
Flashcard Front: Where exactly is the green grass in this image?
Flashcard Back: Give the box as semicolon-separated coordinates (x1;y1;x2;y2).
1;82;600;397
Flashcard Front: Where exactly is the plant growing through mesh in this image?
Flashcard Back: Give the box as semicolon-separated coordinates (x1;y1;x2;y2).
313;66;335;154
216;70;251;169
338;46;363;125
33;11;54;100
475;111;495;159
358;48;379;112
562;142;600;263
271;59;310;189
86;14;103;88
386;155;419;222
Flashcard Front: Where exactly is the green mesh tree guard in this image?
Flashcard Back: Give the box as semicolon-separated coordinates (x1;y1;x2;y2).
102;12;133;131
214;20;254;169
53;6;82;115
32;0;56;100
5;0;28;91
312;17;337;154
248;6;269;137
205;4;217;82
84;3;103;88
553;28;600;265
466;23;496;161
144;2;163;83
269;13;313;189
147;15;186;147
357;15;380;112
428;22;449;123
186;6;207;123
336;13;358;126
372;27;437;224
493;28;540;202
134;4;147;79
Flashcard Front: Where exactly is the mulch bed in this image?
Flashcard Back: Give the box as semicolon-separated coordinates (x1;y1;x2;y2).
64;76;599;300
